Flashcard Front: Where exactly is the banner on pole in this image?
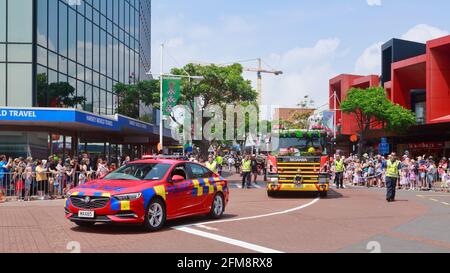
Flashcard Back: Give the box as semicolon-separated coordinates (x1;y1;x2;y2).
322;111;335;132
162;78;181;116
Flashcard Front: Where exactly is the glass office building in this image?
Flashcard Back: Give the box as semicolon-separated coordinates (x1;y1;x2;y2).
0;0;152;116
0;0;178;159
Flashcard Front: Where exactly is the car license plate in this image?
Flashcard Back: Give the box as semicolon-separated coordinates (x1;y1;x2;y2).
78;211;95;219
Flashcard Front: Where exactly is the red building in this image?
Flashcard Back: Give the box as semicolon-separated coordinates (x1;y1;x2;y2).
330;35;450;157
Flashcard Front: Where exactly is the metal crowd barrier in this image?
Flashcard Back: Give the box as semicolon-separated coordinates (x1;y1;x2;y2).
0;171;100;202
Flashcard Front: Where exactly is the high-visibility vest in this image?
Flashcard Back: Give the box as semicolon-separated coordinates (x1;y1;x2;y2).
335;159;345;173
242;160;251;172
216;156;223;166
386;160;400;178
206;161;218;173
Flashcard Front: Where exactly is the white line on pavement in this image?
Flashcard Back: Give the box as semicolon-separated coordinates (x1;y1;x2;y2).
177;198;320;228
172;197;319;253
196;224;219;231
175;227;284;253
441;202;450;206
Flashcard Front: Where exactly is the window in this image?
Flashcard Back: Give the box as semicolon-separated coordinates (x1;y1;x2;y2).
0;63;5;106
188;164;213;179
7;64;32;107
171;164;187;181
104;163;171;181
59;3;68;57
8;44;33;62
0;0;5;42
48;0;58;51
7;0;32;43
0;44;5;62
77;14;85;64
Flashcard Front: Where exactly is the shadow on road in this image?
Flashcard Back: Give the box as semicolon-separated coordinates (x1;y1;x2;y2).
70;214;239;235
268;189;344;200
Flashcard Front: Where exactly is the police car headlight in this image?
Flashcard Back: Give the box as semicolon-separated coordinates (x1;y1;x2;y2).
114;193;142;201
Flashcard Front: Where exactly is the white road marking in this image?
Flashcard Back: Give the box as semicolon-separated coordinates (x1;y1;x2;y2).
175;227;283;253
196;224;219;231
430;198;440;202
176;198;320;228
441;202;450;206
173;197;320;253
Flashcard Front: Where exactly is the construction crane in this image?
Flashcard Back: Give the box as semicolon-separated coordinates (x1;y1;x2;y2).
243;58;283;106
193;58;283;105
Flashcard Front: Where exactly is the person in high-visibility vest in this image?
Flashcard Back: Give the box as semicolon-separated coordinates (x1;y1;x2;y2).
205;154;218;173
386;153;402;202
241;155;252;189
216;153;224;176
334;155;346;189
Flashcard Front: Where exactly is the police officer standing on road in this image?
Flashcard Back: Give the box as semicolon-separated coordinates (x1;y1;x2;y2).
386;153;402;202
241;155;252;189
215;153;223;176
334;154;345;189
205;154;218;174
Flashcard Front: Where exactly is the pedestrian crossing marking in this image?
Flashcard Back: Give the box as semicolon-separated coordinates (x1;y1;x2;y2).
229;183;264;189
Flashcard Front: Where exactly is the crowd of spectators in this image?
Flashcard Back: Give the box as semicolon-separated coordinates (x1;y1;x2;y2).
330;153;449;192
0;153;133;202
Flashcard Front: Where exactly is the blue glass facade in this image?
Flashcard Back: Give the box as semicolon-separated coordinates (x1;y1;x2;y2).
0;0;152;116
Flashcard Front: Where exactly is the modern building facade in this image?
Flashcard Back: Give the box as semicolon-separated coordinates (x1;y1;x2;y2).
0;0;176;159
330;36;450;157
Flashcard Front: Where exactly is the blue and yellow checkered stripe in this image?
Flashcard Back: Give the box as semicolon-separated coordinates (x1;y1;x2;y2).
190;177;225;197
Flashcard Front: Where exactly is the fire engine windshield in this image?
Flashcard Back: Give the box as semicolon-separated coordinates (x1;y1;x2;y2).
277;137;326;156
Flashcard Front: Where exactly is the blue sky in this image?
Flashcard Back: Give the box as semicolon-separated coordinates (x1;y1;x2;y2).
151;0;449;109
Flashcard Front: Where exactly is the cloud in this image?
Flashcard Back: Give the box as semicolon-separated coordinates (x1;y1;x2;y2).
354;42;383;75
262;39;341;108
354;24;449;75
401;24;448;43
366;0;382;6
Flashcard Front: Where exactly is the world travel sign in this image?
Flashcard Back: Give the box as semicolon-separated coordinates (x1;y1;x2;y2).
162;78;181;116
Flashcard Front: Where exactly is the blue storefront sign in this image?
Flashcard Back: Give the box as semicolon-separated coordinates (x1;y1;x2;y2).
0;108;166;136
378;138;390;155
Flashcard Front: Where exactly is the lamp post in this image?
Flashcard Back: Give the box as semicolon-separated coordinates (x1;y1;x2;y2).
147;46;204;154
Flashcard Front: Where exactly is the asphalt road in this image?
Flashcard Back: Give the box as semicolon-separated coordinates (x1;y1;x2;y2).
0;173;449;253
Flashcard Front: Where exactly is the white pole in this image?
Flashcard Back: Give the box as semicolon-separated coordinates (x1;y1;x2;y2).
333;91;337;140
160;43;164;154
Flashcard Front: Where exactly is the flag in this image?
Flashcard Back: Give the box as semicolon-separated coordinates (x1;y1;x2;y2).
322;111;335;132
162;78;181;116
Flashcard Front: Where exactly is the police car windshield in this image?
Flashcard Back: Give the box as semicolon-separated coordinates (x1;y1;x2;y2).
104;163;171;181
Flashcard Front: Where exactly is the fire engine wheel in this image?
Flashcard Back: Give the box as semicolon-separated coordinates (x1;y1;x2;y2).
267;191;276;198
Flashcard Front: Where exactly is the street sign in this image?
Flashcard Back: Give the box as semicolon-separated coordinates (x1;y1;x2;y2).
378;138;390;155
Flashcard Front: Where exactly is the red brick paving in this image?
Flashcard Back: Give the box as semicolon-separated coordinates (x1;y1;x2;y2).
0;178;437;253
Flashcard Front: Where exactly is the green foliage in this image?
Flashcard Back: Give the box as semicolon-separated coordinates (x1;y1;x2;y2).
113;80;160;119
340;87;416;133
340;86;416;156
37;73;85;108
171;63;257;108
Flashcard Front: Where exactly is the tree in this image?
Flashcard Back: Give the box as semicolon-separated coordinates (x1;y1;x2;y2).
37;73;85;108
112;64;257;156
113;80;160;119
340;87;416;157
171;63;257;156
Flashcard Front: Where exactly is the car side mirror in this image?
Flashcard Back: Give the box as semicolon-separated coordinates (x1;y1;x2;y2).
98;173;108;180
171;175;185;183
